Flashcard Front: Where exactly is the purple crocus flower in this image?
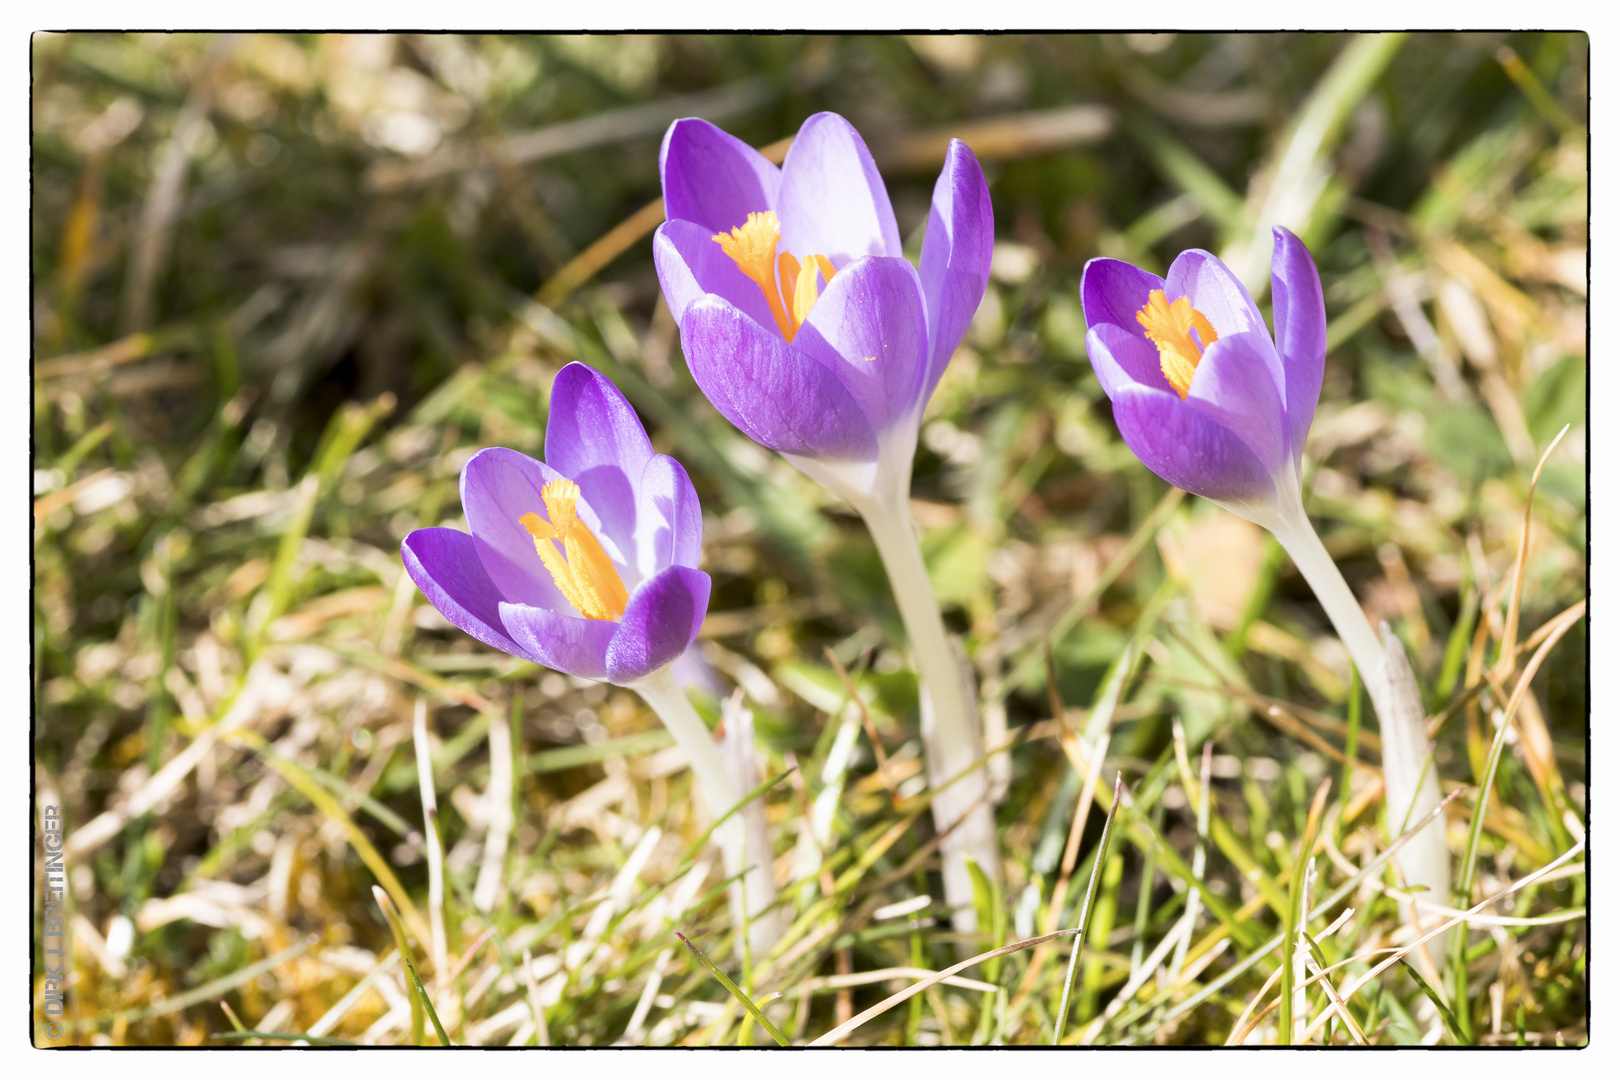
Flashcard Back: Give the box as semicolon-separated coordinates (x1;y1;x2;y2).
401;362;709;686
1079;227;1325;527
653;111;1004;926
652;111;993;493
401;362;780;953
1080;231;1448;923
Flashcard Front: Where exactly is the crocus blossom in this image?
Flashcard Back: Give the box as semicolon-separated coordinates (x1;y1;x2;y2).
401;363;778;954
401;362;709;686
653;110;993;496
1080;231;1448;927
653;111;1003;926
1080;227;1324;528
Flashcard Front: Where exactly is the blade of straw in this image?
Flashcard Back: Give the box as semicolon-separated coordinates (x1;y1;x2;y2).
1052;773;1126;1044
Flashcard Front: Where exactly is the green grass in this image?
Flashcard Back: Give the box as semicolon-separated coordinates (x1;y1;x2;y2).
33;32;1586;1046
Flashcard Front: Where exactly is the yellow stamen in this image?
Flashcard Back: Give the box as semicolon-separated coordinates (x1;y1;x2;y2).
1135;289;1219;400
520;479;628;622
712;211;835;342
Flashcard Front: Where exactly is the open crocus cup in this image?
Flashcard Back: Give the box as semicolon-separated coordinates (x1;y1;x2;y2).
400;361;709;686
653;110;992;498
1080;226;1325;530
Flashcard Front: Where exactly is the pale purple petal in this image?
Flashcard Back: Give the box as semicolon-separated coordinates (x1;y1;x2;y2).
605;565;712;684
634;454;703;579
460;447;622;613
678;294;878;460
499;601;616;680
671;643;725;695
1269;227;1326;460
1165;249;1268;339
917;138;993;401
546;363;654;564
653;220;779;332
1085;322;1170;398
1183;330;1290;475
659;117;781;233
401;528;530;661
790;256;929;432
1081;257;1167;335
1110;385;1277;504
776;112;902;266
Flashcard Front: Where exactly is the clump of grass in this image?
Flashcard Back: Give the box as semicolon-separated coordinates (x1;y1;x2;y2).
34;32;1585;1046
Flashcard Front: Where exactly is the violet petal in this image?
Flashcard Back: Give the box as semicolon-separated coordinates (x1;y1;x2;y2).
1085;322;1171;398
653;219;779;332
791;255;930;432
1183;330;1290;475
1081;257;1168;335
498;601;617;680
634;453;703;578
1164;249;1269;339
402;528;530;661
1109;384;1277;504
546;363;654;567
917;138;994;401
605;565;712;684
460;446;622;613
678;294;879;460
776;112;902;266
1269;227;1326;461
659;117;781;233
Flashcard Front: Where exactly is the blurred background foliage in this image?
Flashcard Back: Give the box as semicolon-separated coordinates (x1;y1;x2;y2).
33;32;1585;1046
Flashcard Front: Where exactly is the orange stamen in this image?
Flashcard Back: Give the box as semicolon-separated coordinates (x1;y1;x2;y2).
520;479;628;622
712;211;835;341
1135;289;1219;400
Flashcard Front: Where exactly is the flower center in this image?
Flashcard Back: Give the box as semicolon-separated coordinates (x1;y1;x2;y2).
713;211;836;342
1135;289;1219;400
520;479;628;622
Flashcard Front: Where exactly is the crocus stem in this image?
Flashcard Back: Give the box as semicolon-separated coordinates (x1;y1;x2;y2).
1268;498;1449;956
633;667;779;957
856;486;1001;932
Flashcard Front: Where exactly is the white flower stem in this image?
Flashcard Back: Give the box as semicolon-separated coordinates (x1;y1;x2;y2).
633;667;779;957
1268;498;1449;953
857;486;1000;932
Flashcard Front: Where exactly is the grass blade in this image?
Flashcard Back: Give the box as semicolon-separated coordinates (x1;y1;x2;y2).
1052;772;1124;1044
1279;778;1332;1043
676;932;791;1046
405;957;453;1047
373;886;424;1046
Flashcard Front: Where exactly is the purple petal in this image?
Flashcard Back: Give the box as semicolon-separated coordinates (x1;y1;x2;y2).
653;220;780;333
776;112;902;267
791;256;929;432
1164;249;1268;339
659;117;781;233
1110;384;1277;504
679;294;878;460
546;363;654;565
1086;322;1169;398
1183;330;1289;475
1269;227;1326;460
1081;257;1167;334
402;528;530;661
917;138;994;401
605;565;712;683
499;601;616;680
635;453;703;578
460;447;621;612
671;643;725;695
